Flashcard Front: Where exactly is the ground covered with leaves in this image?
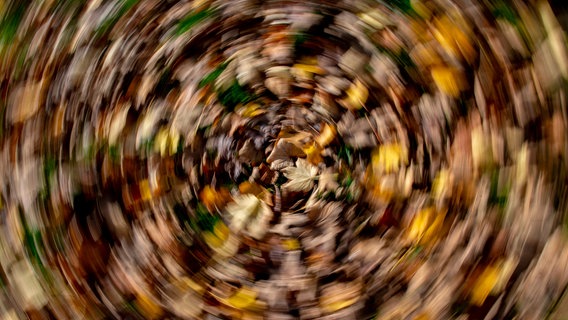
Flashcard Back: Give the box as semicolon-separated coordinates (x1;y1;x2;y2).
1;0;568;319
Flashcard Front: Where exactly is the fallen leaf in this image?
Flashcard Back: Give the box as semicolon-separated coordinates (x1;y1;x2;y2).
315;123;337;148
407;207;435;243
239;181;273;206
322;296;359;313
303;141;324;165
135;292;163;319
282;238;301;251
225;194;272;239
431;66;466;98
433;14;476;63
203;220;230;248
372;143;408;174
282;158;318;192
226;287;258;309
470;264;500;306
340;79;368;110
200;186;232;212
266;133;308;165
317;168;339;193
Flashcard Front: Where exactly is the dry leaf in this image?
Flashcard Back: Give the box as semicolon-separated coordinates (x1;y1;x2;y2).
226;287;258;310
372;143;408;174
200;186;232;212
266;133;309;166
317;168;339;193
431;66;466;98
282;158;318;192
239;181;273;206
303;141;324;165
470;264;500;306
315;123;337;148
340;79;369;110
225;194;272;239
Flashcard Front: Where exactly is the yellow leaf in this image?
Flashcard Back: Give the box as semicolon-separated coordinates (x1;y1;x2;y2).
372;143;408;174
214;220;230;241
225;194;273;239
238;181;273;206
421;211;446;245
238;103;266;118
139;180;152;201
432;169;450;200
471;265;499;306
407;207;446;246
433;15;475;63
154;128;169;155
281;158;318;192
282;238;301;250
407;207;435;243
303;141;324;165
322;297;358;313
204;222;230;248
411;0;431;19
293;63;325;75
169;129;180;155
431;66;465;98
413;312;432;320
200;186;232;212
315;123;337;148
341;79;368;110
227;287;257;309
176;277;205;294
135;292;163;319
203;231;223;248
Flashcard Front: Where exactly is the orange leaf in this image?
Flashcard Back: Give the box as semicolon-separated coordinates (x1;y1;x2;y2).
200;186;232;212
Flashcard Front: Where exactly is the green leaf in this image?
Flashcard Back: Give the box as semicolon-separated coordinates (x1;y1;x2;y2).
19;210;49;280
492;1;518;25
109;145;120;162
175;8;216;36
195;203;219;232
338;144;354;165
44;157;57;180
217;81;255;111
95;0;140;38
0;2;27;45
199;62;228;88
143;138;154;152
294;32;309;48
384;0;417;16
489;171;508;208
409;246;422;259
86;143;97;160
379;47;415;69
342;174;353;188
41;157;57;200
